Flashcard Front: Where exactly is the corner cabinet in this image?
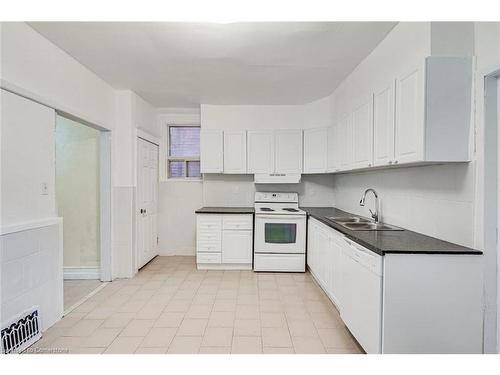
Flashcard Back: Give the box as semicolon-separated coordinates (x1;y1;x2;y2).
196;214;253;270
379;57;473;167
200;129;223;173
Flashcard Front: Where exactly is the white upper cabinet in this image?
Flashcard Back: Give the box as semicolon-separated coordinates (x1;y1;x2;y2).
373;82;396;166
339;114;354;170
200;129;223;173
393;57;472;164
303;128;328;173
275;129;303;174
327;125;340;172
352;98;374;169
395;65;424;164
223;130;247;173
247;130;275;173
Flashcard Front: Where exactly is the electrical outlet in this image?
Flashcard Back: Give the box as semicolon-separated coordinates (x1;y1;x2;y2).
41;183;48;195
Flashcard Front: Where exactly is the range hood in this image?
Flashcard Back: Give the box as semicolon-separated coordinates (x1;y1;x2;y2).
254;173;301;184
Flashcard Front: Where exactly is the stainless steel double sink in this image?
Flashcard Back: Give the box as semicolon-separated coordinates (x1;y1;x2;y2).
328;216;404;231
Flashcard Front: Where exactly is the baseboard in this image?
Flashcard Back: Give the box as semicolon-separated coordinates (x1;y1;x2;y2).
63;266;100;280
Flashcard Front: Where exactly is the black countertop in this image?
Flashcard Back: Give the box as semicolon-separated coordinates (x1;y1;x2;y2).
301;207;482;256
195;207;255;214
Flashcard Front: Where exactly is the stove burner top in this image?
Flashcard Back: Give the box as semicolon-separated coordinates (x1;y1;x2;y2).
260;207;275;212
283;208;299;212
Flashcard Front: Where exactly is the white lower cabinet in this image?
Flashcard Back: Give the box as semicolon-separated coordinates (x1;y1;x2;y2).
196;214;253;270
307;218;343;309
307;217;483;354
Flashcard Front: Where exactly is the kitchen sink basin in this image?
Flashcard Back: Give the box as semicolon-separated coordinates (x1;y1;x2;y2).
328;216;404;231
328;216;372;223
342;222;404;231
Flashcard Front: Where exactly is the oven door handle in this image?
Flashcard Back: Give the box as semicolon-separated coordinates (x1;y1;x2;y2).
255;214;306;220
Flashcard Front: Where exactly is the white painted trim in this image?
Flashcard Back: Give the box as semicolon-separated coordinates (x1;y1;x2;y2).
100;131;113;282
63;266;100;280
0;217;62;236
476;61;500;354
63;282;108;315
137;128;160;146
0;79;111;131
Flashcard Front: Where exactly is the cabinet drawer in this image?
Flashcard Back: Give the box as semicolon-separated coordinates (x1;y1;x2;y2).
197;252;222;264
197;215;222;230
222;215;253;230
197;230;222;243
197;241;221;253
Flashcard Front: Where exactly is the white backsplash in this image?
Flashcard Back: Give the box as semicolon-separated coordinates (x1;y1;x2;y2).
332;163;475;247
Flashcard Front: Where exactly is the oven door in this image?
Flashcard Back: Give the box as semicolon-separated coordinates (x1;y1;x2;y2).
254;214;306;254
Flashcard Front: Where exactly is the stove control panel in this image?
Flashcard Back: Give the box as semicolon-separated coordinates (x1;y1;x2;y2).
255;192;298;203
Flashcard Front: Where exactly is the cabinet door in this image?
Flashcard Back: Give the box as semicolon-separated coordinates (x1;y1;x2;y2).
327;125;340;172
200;130;223;173
275;129;303;173
224;130;247;173
329;234;344;310
316;226;330;289
339;114;354;170
303;128;328;173
373;82;396;166
222;230;253;264
352;98;374;169
395;66;424;164
307;220;318;272
247;130;274;173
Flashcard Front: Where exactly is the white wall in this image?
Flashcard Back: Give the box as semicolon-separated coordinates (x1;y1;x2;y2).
201;104;306;130
159;105;336;256
1;89;63;332
157;109;203;256
1;222;63;332
112;90;158;277
203;174;335;207
0;22;115;130
332;164;474;247
1;90;56;228
56;116;100;268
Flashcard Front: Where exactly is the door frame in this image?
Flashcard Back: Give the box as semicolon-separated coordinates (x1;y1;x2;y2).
481;64;500;353
55;111;113;282
134;128;160;273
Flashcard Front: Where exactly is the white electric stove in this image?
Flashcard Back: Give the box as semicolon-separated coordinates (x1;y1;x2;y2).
253;192;306;272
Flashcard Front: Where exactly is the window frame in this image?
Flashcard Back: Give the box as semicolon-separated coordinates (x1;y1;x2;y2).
165;124;201;181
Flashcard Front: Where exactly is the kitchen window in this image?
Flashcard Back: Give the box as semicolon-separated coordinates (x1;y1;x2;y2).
167;125;201;179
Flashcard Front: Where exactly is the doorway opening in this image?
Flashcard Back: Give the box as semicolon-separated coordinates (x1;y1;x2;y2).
55;114;110;313
483;68;500;353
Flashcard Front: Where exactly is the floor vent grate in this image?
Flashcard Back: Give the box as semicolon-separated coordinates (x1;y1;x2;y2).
1;308;41;354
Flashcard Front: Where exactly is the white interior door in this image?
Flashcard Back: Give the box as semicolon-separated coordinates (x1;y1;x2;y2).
137;138;159;269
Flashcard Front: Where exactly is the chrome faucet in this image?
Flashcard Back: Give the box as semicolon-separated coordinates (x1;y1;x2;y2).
359;188;379;223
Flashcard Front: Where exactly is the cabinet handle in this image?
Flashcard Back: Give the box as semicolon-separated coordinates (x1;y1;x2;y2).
388;161;393;165
394;160;398;164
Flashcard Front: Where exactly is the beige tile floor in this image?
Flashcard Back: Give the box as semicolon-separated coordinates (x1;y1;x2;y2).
27;256;363;354
64;279;104;311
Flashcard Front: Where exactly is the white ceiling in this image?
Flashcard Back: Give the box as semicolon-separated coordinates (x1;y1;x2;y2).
29;22;396;108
